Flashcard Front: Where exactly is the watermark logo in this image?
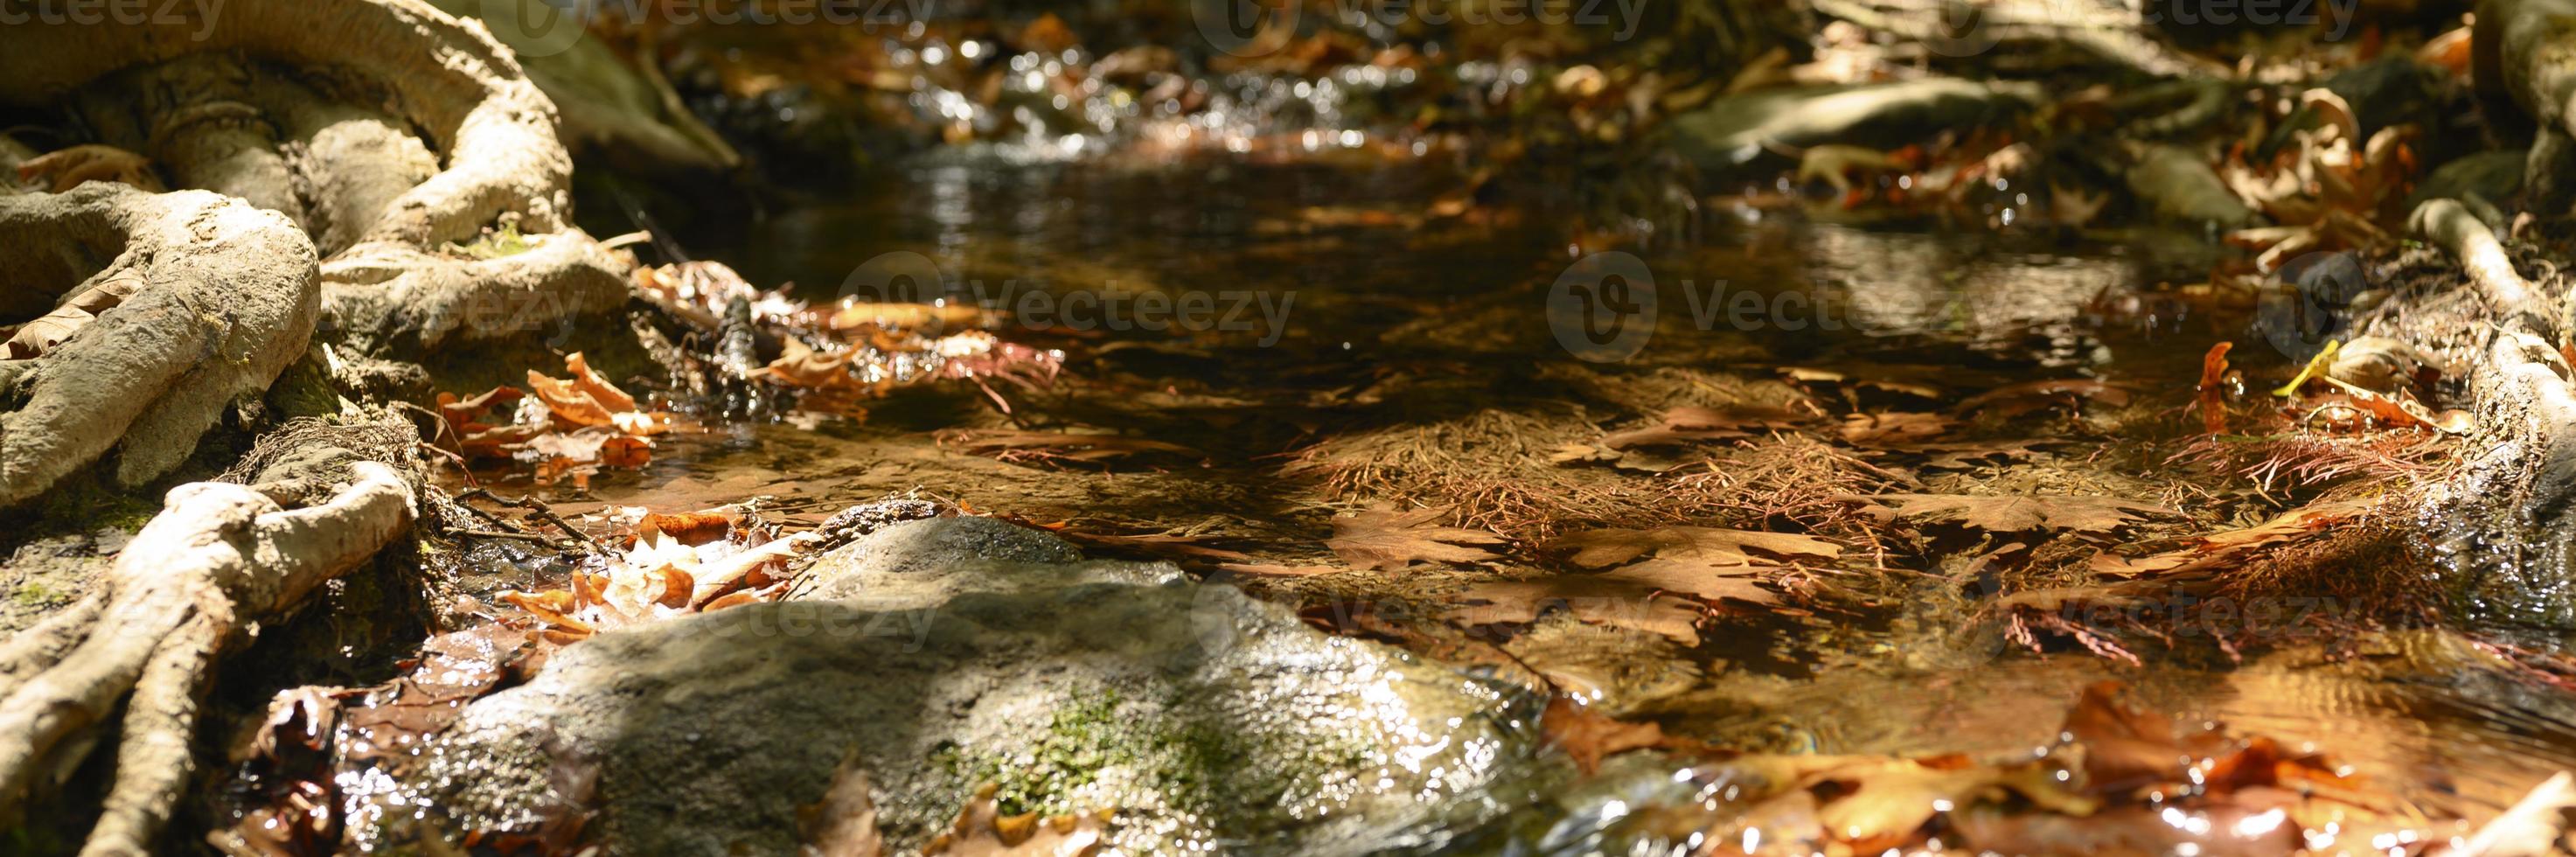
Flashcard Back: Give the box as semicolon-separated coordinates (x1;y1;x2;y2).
2255;250;2367;363
1546;252;1906;361
476;0;944;59
840;250;1297;345
839;248;948;307
1194;0;1297;59
480;0;590;59
1547;251;1658;363
1196;0;1648;58
1921;0;2001;58
0;0;227;40
2144;0;2361;41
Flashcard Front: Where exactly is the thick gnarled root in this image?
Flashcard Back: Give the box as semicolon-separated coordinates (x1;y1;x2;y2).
0;462;414;857
2475;0;2576;212
0;185;317;506
2403;198;2576;602
0;0;631;355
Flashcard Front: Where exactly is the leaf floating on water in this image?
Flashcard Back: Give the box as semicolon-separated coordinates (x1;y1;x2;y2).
434;352;679;486
2088;498;2378;578
937;428;1201;468
1952;379;2132;419
1541;694;1675;775
1446;579;1705;644
2197;341;2234;435
1845;493;2177;535
1553;526;1840;568
1543;526;1838;607
1325;505;1507;571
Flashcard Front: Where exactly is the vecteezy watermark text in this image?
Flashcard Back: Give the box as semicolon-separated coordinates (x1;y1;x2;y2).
1547;250;1889;362
843;250;1295;346
0;0;226;39
1195;0;1649;58
482;0;945;57
1919;0;2363;58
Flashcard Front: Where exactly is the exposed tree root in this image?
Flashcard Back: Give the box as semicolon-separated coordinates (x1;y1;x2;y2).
1807;0;2228;79
0;459;414;856
0;184;317;506
2401;198;2576;600
0;0;634;355
2478;0;2576;212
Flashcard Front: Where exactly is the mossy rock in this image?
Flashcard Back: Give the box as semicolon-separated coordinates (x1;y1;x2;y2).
404;518;1543;854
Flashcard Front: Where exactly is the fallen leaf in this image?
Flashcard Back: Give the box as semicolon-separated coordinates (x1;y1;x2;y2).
2089;498;2378;577
1446;578;1705;644
1838;412;1955;445
1326;505;1507;571
923;783;1108;856
1554;526;1841;568
1542;694;1671;775
2198;342;2233;435
1600;405;1807;449
1953;379;2132;418
798;752;884;857
1846;493;2177;535
937;429;1200;466
15;144;162;192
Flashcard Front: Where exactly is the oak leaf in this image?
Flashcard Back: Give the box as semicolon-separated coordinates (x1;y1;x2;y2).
1847;493;2176;534
1326;505;1507;571
1541;694;1672;775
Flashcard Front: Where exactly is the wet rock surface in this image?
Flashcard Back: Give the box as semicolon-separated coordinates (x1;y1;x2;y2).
404;517;1546;854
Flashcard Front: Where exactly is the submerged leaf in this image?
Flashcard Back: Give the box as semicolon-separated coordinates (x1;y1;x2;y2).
1326;505;1507;571
1847;493;2177;535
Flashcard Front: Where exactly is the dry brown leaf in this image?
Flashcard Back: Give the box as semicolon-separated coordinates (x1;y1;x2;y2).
15;144;162;192
1446;579;1704;644
1541;694;1671;775
798;752;884;857
1848;493;2177;535
1953;379;2132;418
1599;405;1807;449
1838;412;1954;445
1326;505;1507;571
1554;526;1840;568
937;429;1200;465
2089;498;2377;578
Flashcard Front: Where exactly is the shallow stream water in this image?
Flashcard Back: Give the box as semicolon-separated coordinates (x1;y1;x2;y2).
441;157;2576;847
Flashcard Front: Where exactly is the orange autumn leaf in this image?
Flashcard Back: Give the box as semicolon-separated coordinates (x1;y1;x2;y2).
526;369;619;428
2197;341;2232;435
1541;694;1672;775
564;352;637;412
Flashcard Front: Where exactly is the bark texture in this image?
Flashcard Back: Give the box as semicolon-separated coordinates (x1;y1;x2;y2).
0;459;414;856
0;0;633;355
0;185;317;506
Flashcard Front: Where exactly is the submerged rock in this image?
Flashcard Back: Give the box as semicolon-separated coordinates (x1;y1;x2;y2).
1669;79;2043;182
404;517;1542;854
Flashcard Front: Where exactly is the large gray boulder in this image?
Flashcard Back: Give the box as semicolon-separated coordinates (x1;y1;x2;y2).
400;517;1542;854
